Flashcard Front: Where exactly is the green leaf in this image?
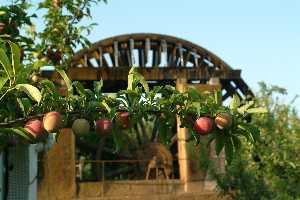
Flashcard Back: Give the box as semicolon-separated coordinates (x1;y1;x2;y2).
33;60;48;70
73;81;86;97
237;124;256;143
101;101;111;113
16;98;25;116
14;127;35;143
214;90;222;105
240;123;261;142
215;133;225;156
229;94;240;110
40;79;57;93
288;162;296;169
16;97;32;117
127;67;149;92
207;133;216;145
15;84;42;103
112;126;122;152
0;48;13;81
246;107;268;114
85;89;94;97
0;127;35;143
8;41;20;77
225;137;234;164
95;79;103;95
231;135;241;150
0;74;8;91
128;72;134;90
237;101;254;114
56;69;73;94
187;88;201;100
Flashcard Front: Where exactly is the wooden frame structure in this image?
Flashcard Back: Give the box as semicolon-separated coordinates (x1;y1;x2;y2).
42;33;253;100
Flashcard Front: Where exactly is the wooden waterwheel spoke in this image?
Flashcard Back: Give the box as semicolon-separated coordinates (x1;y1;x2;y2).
129;38;135;66
138;49;145;67
113;41;119;67
177;43;184;67
145;38;151;65
168;44;177;66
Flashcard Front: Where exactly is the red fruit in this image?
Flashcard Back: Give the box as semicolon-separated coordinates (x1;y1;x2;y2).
95;119;112;135
53;50;61;62
25;119;47;140
116;112;130;129
215;112;232;130
43;112;62;133
193;117;214;135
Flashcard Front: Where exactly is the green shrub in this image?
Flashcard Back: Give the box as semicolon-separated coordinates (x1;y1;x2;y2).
210;82;300;200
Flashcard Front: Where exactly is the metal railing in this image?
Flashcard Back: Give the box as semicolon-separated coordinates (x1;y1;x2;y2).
74;159;180;182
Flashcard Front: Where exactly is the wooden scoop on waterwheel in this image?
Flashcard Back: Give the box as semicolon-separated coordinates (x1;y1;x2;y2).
136;142;173;180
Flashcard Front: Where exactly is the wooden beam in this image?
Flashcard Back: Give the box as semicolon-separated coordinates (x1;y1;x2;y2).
41;67;242;81
176;77;190;183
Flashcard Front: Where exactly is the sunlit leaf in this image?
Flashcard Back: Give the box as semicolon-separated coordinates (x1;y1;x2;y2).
237;100;254;114
57;69;72;94
0;74;8;91
246;107;268;114
15;84;42;103
127;67;149;92
0;48;13;81
95;79;103;95
229;94;240;110
101;101;111;113
8;41;20;76
33;60;48;70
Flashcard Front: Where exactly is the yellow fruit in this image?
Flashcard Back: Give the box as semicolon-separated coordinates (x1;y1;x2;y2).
72;118;90;135
43;112;62;133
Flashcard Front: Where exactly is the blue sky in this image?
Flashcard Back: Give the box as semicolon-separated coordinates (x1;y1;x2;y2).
3;0;300;109
87;0;300;108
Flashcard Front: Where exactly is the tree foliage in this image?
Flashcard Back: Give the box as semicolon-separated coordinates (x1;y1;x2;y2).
211;83;300;200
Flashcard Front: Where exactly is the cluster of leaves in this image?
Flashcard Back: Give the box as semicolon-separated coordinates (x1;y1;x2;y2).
0;0;106;67
0;39;44;145
59;67;265;163
0;0;35;51
209;83;300;200
34;0;107;67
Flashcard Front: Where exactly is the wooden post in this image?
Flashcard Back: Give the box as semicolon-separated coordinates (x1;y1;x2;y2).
38;128;76;200
176;77;190;183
